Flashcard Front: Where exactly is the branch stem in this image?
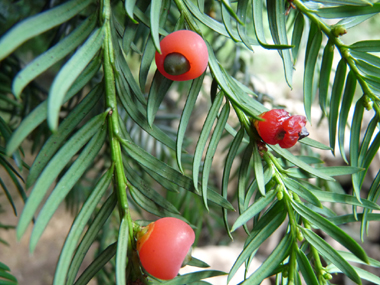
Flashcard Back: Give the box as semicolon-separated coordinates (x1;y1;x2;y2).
232;103;260;141
102;0;132;237
303;220;325;282
292;0;378;104
173;0;202;34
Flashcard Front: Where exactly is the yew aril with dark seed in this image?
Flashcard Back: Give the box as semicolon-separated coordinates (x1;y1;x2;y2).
155;30;208;81
254;109;309;149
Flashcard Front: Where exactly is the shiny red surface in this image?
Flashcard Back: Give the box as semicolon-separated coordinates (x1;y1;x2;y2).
137;217;195;280
280;115;307;148
155;30;208;81
256;109;290;145
255;110;307;148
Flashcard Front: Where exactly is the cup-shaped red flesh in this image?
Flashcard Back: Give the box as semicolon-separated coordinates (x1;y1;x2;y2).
255;109;290;145
137;217;195;280
155;30;208;81
279;115;307;148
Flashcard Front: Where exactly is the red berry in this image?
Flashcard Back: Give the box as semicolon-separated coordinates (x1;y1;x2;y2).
254;109;308;148
254;109;290;145
136;217;195;280
279;115;308;148
155;30;208;81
